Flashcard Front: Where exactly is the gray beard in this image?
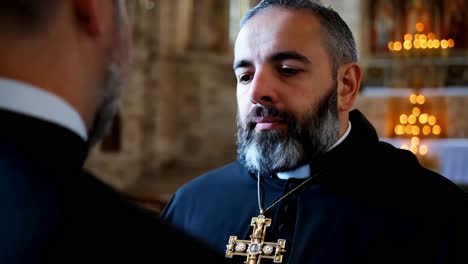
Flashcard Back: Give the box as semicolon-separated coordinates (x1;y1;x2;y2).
87;2;126;148
87;62;123;147
236;86;340;177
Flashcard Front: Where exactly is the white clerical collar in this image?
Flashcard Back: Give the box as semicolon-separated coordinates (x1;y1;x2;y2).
0;78;88;141
276;121;352;180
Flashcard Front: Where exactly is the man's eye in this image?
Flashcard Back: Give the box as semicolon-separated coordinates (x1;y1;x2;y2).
239;74;253;84
279;67;301;76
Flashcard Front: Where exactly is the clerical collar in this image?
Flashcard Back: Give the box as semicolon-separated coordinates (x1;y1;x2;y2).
0;77;88;141
276;121;352;180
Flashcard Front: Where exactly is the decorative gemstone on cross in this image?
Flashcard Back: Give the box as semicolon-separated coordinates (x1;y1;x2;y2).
226;214;286;264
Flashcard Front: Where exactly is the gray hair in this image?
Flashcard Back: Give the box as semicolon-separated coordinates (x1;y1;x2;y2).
240;0;357;75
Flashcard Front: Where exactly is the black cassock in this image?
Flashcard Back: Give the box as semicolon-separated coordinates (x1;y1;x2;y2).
162;109;468;264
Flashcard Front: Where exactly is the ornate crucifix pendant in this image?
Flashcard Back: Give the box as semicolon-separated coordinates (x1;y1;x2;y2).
225;214;286;264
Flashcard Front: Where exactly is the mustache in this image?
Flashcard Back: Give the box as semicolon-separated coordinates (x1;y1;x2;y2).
252;104;281;118
246;105;294;130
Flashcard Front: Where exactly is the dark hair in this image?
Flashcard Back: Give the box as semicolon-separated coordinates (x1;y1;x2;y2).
0;1;58;33
240;0;357;75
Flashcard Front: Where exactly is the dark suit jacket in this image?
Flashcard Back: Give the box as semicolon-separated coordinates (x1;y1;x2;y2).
0;109;225;263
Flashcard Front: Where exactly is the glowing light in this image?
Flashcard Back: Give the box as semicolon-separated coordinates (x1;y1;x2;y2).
420;39;427;49
428;33;436;40
409;94;417;104
428;115;437;126
388;41;395;51
416;95;425;105
441;39;449;49
419;114;428;124
448;39;455;48
411;137;420;146
433;39;440;48
400;114;408;124
401;144;409;150
420;145;428;155
423;125;431;135
395;125;405;135
404;34;413;41
412;107;421;116
394;41;402;51
404;40;412;50
416;22;424;32
405;125;413;134
412;126;420;135
408;115;416;124
420;34;427;41
432;125;441;135
414;39;421;49
410;145;418;154
427;40;433;49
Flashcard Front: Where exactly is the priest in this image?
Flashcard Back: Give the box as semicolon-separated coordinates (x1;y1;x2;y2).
162;1;468;263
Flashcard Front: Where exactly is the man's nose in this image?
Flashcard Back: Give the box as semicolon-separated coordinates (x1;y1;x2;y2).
248;69;278;106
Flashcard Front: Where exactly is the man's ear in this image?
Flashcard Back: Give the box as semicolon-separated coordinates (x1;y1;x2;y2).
73;0;102;36
336;62;361;112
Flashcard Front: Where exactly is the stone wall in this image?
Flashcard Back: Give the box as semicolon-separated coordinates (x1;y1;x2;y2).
85;0;238;202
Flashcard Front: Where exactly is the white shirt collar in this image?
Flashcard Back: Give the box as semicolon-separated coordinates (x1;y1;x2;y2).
0;78;88;141
276;121;352;180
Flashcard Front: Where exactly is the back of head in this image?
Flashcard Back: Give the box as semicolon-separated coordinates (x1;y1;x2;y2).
0;1;58;34
241;0;357;74
0;0;132;147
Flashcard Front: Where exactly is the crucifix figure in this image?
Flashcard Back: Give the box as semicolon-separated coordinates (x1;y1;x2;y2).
226;214;286;264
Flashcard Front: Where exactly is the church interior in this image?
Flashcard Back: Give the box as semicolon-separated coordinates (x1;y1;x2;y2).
84;0;468;213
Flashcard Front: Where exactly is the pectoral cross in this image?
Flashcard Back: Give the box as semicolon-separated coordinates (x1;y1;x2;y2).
225;214;286;264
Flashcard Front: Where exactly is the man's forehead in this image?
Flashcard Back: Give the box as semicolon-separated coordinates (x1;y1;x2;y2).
234;7;323;62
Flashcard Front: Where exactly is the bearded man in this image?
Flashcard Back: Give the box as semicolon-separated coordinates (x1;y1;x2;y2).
162;1;468;263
